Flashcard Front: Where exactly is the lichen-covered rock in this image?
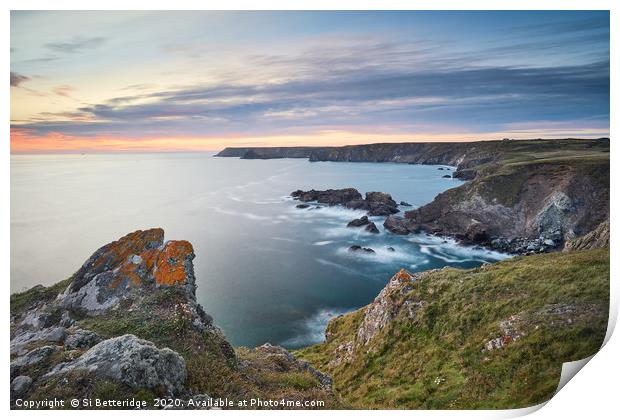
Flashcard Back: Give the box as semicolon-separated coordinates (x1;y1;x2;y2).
11;376;32;395
56;229;197;314
64;328;102;349
47;334;187;396
356;269;420;346
11;327;66;355
11;346;59;378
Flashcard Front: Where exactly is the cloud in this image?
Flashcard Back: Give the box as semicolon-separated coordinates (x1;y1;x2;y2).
53;85;76;98
45;36;106;54
10;72;30;87
11;16;609;141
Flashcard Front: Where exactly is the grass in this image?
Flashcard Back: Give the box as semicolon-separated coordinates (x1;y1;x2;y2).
295;248;609;409
10;277;72;318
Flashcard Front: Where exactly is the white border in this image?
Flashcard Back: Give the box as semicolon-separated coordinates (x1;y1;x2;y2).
3;1;617;419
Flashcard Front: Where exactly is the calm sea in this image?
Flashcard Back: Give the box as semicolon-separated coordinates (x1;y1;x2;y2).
11;153;508;347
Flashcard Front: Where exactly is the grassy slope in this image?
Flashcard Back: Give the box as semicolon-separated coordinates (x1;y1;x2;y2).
466;140;609;207
295;249;609;409
11;284;339;408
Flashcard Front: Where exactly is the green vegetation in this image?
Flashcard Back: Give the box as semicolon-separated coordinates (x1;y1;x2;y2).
296;249;609;409
10;277;72;318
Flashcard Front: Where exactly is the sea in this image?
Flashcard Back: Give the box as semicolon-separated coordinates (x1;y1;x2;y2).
10;153;509;348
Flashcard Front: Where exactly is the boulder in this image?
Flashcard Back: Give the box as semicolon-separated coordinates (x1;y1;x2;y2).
365;222;380;234
347;216;370;227
296;203;310;209
348;245;375;254
400;201;412;207
442;174;452;178
46;334;187;396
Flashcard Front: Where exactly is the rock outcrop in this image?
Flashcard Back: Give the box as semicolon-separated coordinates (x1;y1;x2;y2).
296;249;609;409
47;334;187;395
291;188;399;216
564;220;610;251
11;229;337;409
347;216;370;227
226;139;609;254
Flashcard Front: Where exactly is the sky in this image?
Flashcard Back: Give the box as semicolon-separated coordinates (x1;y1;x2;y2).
10;11;610;153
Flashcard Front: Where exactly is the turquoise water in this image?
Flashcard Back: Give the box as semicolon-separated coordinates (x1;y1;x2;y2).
11;153;508;347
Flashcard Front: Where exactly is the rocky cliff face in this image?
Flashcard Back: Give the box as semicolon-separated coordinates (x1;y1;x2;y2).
10;229;337;409
218;139;609;253
388;155;609;252
563;220;610;251
296;249;609;409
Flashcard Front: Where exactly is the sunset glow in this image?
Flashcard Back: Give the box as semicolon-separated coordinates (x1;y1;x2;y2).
10;11;610;153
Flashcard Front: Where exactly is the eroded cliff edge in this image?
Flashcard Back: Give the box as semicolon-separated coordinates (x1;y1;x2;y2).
11;226;610;409
296;246;609;409
10;229;338;409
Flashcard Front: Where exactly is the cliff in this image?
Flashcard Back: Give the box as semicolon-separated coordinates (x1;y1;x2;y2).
10;229;339;409
217;139;609;252
390;148;609;252
11;228;609;409
296;248;609;409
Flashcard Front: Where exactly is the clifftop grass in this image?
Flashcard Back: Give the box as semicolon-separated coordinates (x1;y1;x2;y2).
295;249;609;409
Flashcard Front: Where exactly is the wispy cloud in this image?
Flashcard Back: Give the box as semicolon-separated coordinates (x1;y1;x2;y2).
45;36;106;54
10;71;30;87
9;11;610;149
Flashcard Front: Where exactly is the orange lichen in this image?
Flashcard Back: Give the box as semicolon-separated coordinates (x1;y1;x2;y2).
153;240;194;286
88;228;164;275
393;268;413;282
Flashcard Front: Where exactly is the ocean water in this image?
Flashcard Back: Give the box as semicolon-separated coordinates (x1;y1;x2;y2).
10;153;509;347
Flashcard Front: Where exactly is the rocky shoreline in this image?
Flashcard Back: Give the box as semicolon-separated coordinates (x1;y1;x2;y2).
222;139;609;254
11;222;610;409
10;229;338;409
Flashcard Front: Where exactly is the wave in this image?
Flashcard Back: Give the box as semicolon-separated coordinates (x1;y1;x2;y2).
280;308;352;348
313;240;334;246
412;235;509;263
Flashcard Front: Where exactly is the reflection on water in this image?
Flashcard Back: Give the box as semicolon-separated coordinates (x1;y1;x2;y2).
11;153;509;347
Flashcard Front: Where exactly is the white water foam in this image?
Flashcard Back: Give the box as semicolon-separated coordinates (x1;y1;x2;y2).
280;308;352;347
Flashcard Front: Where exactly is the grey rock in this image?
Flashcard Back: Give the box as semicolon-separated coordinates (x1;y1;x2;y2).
296;203;310;209
365;222;380;234
11;375;32;395
399;201;412;206
47;334;186;395
11;346;58;378
11;326;66;355
383;215;416;235
64;329;102;350
347;216;369;227
348;245;375;254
